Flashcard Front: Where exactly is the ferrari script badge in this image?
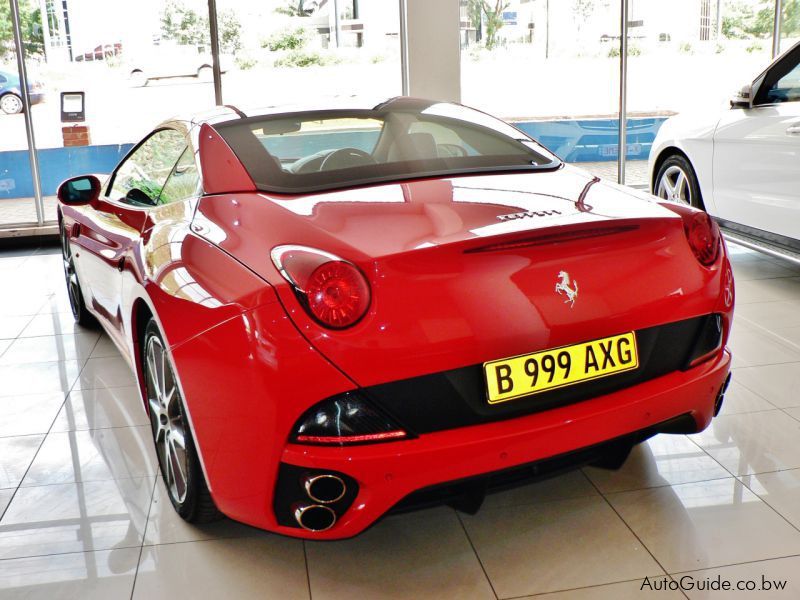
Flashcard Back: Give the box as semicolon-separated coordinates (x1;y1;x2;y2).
555;271;578;308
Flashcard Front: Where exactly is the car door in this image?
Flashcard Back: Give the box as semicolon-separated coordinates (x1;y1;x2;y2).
71;128;189;341
712;45;800;242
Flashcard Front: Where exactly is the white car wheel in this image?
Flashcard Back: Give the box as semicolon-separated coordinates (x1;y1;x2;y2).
0;94;23;114
197;66;213;82
129;71;148;87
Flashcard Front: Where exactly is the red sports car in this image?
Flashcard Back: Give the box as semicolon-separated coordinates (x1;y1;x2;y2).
57;97;734;539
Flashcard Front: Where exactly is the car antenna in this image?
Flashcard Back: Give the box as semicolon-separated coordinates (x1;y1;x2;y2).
224;105;247;119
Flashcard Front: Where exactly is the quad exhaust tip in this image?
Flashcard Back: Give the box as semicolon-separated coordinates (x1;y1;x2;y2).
294;504;337;531
714;373;732;417
303;474;346;504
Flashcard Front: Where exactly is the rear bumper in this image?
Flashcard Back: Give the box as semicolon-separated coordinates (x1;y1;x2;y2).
277;347;731;539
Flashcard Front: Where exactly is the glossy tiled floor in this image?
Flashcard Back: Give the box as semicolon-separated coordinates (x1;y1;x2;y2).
2;242;800;599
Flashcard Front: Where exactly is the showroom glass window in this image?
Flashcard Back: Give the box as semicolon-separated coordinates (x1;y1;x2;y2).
11;0;215;225
0;44;39;227
458;0;620;179
214;0;402;107
109;129;187;205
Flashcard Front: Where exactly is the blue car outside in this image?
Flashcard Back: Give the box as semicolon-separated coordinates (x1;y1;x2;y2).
0;70;45;114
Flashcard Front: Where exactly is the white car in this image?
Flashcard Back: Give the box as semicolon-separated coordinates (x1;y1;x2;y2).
649;41;800;251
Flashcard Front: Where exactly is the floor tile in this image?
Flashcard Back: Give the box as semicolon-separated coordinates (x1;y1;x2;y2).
728;323;800;369
717;381;775;416
0;393;66;437
0;316;34;339
0;361;82;397
531;579;685;599
692;410;800;476
782;406;800;423
0;333;99;365
19;313;94;338
307;507;494;600
733;363;800;408
607;478;800;573
0;477;153;560
584;435;730;494
74;357;137;390
0;489;14;517
731;259;800;282
37;291;75;316
22;426;157;487
733;276;800;305
736;300;800;331
482;469;599;510
461;496;662;597
0;339;11;357
0;548;139;600
680;556;800;598
740;468;800;530
143;478;263;546
0;435;45;488
51;387;148;432
133;537;309;600
0;295;46;317
89;335;121;359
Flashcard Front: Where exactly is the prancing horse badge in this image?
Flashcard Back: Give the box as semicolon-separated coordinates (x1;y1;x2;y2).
555;271;578;308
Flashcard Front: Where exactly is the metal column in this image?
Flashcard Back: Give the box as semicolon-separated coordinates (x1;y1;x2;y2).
617;0;629;185
9;0;44;225
772;0;783;58
207;0;223;105
399;0;409;95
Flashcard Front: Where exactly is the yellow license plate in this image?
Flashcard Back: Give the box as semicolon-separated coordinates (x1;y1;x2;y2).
484;332;639;405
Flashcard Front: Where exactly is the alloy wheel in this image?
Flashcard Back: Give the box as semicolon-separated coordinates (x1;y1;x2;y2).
0;94;23;115
146;335;190;504
656;165;693;205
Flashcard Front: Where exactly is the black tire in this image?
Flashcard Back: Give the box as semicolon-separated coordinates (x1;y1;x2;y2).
60;223;98;328
654;153;705;211
143;318;221;523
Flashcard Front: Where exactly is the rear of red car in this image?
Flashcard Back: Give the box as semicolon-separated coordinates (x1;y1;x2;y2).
175;100;733;538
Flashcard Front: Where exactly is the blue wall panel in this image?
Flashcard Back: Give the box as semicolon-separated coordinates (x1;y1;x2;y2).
0;144;133;199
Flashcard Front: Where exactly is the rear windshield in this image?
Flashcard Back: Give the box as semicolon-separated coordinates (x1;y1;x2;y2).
214;99;560;194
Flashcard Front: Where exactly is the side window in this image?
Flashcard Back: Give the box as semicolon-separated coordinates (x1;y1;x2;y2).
769;61;800;103
109;129;187;205
159;147;201;205
758;52;800;105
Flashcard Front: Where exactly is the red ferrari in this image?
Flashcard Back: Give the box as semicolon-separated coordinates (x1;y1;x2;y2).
57;97;734;539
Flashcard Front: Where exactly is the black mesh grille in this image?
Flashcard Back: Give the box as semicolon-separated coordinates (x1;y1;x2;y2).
362;315;721;435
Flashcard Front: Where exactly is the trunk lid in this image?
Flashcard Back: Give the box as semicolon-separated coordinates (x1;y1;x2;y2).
194;166;722;387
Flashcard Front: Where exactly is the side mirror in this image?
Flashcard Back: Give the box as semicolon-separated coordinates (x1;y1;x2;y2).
57;175;101;205
731;84;753;109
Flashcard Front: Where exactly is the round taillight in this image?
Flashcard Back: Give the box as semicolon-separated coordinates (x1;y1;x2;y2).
684;212;720;266
306;261;370;329
270;245;371;330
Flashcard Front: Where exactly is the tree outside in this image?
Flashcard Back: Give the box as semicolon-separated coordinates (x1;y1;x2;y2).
467;0;511;50
0;0;44;61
